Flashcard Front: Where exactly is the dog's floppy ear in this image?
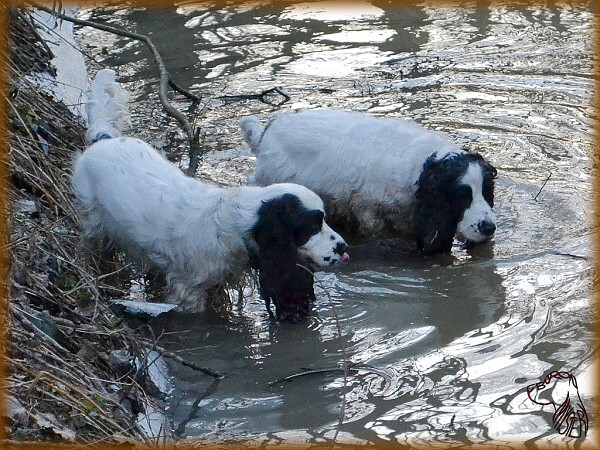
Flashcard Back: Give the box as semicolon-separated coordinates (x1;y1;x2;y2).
414;156;457;255
252;194;315;321
257;255;315;322
253;194;298;261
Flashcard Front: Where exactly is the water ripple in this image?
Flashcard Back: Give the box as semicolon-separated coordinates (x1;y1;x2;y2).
76;1;596;445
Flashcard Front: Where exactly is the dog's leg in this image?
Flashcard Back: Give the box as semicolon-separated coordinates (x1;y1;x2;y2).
168;277;208;313
265;298;275;319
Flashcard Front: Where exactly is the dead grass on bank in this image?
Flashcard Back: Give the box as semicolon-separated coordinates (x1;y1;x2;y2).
3;7;172;446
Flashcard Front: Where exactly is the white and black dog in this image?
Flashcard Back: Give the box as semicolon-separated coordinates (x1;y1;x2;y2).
241;109;497;255
72;70;349;320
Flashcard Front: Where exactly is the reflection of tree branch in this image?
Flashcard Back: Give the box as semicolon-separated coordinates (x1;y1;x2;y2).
548;251;590;261
168;79;201;103
268;363;392;386
27;1;203;175
217;87;290;106
295;264;347;445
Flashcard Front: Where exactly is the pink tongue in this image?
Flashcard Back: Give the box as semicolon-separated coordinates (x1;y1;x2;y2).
341;253;350;264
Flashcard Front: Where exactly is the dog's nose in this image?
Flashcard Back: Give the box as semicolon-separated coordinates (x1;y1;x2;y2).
479;220;496;236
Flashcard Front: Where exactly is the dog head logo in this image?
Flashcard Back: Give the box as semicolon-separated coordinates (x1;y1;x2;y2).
527;371;588;438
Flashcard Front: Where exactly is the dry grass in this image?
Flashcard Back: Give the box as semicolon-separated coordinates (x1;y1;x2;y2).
4;6;173;446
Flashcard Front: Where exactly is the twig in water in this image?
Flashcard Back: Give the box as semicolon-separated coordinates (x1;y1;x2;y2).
268;363;392;386
448;414;456;432
150;343;224;379
296;263;348;445
533;172;552;202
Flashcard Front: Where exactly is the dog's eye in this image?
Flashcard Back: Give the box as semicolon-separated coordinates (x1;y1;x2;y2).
312;219;322;233
453;185;473;213
302;220;321;238
308;211;324;232
294;212;324;246
456;185;472;201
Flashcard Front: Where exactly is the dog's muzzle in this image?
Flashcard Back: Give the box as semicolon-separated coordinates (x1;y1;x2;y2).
327;241;350;266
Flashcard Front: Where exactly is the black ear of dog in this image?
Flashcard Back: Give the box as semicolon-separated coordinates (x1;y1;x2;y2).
466;152;497;208
252;194;315;321
482;161;497;208
258;255;315;322
413;155;458;255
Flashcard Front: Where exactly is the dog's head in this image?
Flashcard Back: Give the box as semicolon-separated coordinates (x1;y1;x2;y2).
414;152;497;255
252;187;349;321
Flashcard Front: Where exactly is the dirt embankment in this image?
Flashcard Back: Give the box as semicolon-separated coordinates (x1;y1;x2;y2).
4;6;173;446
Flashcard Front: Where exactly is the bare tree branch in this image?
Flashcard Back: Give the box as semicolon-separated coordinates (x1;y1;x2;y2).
533;172;552;202
26;1;204;175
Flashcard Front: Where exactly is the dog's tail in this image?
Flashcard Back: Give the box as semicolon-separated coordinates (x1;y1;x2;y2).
239;116;266;154
85;69;130;144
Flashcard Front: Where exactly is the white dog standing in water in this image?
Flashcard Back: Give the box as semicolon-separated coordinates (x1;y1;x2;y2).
73;70;348;317
241;110;497;255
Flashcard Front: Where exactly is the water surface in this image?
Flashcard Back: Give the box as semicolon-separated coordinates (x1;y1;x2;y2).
76;2;596;446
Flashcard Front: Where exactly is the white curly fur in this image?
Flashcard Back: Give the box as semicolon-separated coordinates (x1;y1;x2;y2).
84;69;130;144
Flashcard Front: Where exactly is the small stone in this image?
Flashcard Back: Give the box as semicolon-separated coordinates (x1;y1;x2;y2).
13;199;37;215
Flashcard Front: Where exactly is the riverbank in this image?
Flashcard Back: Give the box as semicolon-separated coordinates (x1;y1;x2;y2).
4;6;173;445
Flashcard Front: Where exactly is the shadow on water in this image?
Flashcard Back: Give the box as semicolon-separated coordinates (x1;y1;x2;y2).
76;1;595;446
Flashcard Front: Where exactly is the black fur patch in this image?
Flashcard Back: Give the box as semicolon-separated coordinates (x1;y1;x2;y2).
252;194;323;321
413;152;496;255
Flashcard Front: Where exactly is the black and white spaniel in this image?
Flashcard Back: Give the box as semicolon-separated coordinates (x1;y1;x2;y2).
241;109;497;255
73;70;349;320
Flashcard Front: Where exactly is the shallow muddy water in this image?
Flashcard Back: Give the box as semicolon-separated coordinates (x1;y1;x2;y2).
76;1;596;446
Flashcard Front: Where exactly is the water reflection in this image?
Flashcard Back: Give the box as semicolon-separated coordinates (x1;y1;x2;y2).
281;1;385;22
76;0;595;445
137;244;508;441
